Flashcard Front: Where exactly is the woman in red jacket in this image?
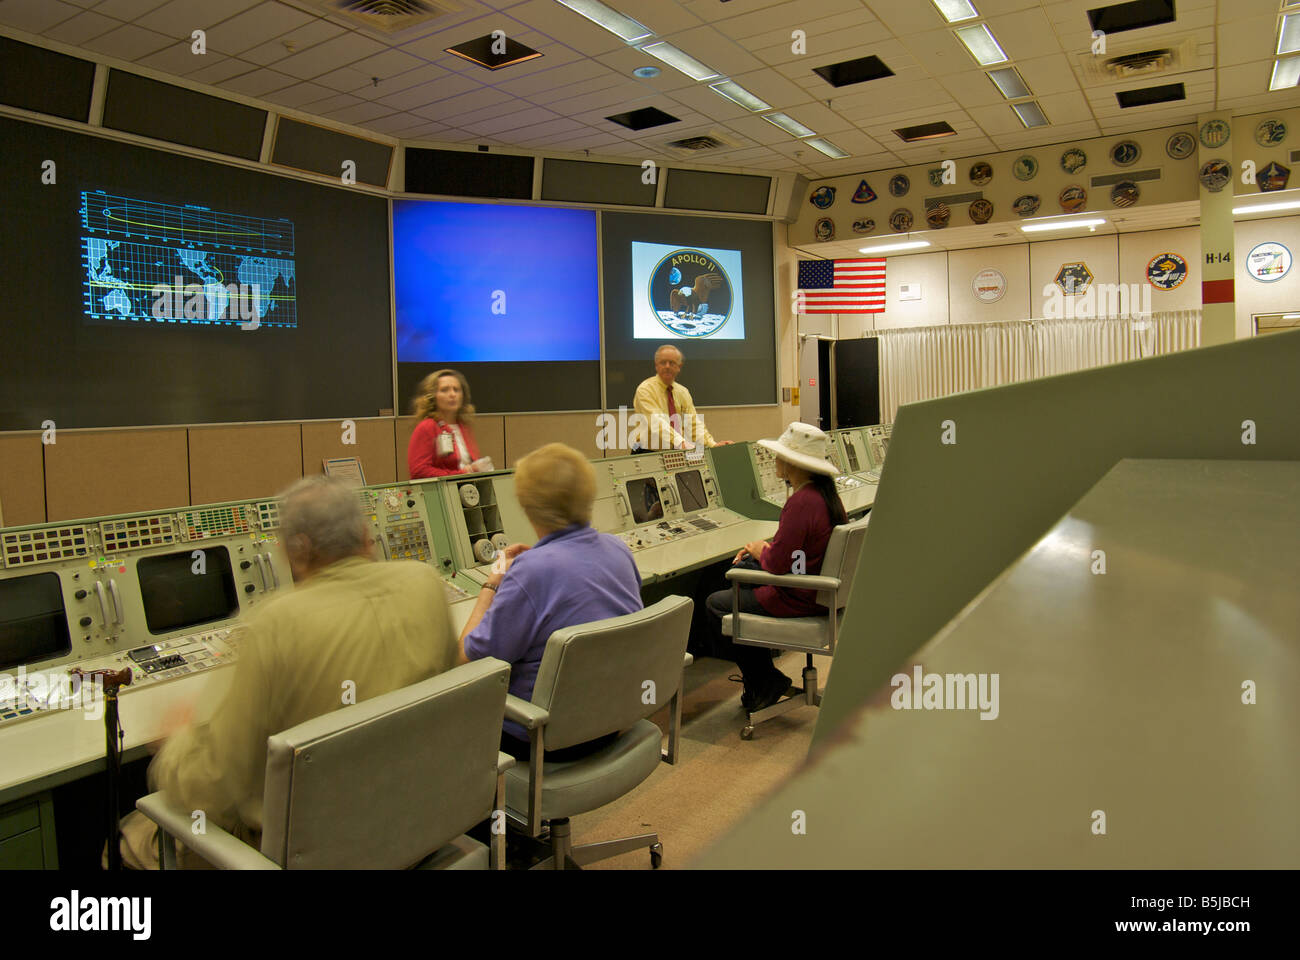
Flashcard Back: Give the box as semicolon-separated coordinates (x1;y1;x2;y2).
407;369;491;478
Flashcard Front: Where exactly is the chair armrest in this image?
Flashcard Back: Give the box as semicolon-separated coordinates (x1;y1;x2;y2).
725;568;841;592
136;792;280;870
683;652;694;668
504;694;550;730
496;751;516;776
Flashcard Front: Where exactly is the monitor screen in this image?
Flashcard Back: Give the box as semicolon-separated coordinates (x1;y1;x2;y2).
137;546;238;635
844;440;861;472
627;478;663;524
0;572;71;671
675;470;708;512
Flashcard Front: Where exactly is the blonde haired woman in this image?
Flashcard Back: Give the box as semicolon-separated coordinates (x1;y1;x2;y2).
458;443;643;760
407;369;490;478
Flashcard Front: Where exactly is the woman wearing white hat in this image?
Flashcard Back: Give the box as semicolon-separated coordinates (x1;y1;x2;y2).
704;422;848;711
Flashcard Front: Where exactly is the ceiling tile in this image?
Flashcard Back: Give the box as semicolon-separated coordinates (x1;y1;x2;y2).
82;23;174;60
43;10;121;45
201;3;315;55
240;18;345;66
136;0;262;39
219;67;296;97
0;0;87;34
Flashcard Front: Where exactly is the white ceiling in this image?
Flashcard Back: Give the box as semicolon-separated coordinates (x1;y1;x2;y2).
3;0;1300;180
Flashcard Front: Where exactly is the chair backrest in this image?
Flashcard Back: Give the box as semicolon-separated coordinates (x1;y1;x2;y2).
819;514;873;612
260;658;510;869
527;595;693;751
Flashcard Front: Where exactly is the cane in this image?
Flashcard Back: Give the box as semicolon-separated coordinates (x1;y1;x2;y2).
71;668;133;870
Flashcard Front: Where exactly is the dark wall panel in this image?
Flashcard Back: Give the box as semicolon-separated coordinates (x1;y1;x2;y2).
103;71;266;160
0;36;95;122
272;117;392;187
541;158;655;206
664;169;770;215
404;147;532;199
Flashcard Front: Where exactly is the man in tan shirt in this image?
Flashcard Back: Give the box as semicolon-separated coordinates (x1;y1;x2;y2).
119;476;458;868
632;344;732;450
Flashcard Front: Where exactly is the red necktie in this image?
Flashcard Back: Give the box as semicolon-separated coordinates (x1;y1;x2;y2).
666;387;680;449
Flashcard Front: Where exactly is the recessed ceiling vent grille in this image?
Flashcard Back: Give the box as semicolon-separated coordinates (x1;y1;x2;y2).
666;135;728;151
282;0;462;37
1076;35;1198;84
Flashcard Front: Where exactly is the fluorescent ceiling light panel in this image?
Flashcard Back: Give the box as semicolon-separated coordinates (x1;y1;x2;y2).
709;80;771;111
988;66;1031;99
553;0;652;43
804;137;848;158
1270;57;1300;90
1233;199;1300;214
933;0;979;23
1020;217;1107;233
1011;100;1049;127
764;112;817;137
639;42;720;81
859;240;932;253
1280;14;1300;55
954;23;1008;66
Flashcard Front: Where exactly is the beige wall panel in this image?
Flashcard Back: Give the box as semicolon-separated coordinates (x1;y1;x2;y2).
1028;233;1120;317
301;418;398;485
396;417;418;481
471;416;505;471
948;244;1032;325
0;434;47;527
1119;227;1202;313
188;424;302;506
1234;216;1300;338
396;415;505;479
697;405;782;444
872;251;951;329
504;412;601;466
44;429;189;522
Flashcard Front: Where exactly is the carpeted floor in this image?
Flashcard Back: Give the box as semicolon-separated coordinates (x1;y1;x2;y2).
554;651;834;869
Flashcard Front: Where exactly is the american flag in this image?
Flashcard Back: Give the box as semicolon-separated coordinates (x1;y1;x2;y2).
795;258;886;314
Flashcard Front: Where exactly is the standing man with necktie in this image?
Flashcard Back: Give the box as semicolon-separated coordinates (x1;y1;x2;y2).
632;344;731;451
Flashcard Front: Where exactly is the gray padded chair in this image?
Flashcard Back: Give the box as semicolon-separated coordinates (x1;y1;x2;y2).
136;658;514;870
503;595;694;870
723;514;872;739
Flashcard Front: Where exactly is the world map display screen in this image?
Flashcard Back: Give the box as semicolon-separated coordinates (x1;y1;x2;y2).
81;190;298;328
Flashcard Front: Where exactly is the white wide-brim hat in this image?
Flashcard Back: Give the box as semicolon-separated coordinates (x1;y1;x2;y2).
756;422;840;476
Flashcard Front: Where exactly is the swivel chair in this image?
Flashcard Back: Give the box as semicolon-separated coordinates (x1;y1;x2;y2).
503;595;693;870
136;658;513;869
723;514;872;739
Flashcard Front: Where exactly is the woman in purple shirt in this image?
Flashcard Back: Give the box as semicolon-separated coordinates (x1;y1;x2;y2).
458;442;643;761
705;423;847;712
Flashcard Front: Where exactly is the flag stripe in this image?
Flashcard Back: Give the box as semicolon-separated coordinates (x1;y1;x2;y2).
796;256;887;313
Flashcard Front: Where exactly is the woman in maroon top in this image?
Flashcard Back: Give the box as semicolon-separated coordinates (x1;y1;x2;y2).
407;369;492;478
705;423;847;711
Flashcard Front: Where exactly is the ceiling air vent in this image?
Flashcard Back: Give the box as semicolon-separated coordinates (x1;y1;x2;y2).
663;129;743;154
281;0;463;38
666;135;727;151
1076;34;1198;84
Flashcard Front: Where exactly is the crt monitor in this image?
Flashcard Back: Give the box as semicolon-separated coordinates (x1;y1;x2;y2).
627;478;664;524
675;470;708;512
137;546;238;635
0;572;71;671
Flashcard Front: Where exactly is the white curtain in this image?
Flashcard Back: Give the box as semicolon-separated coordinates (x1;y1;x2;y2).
876;310;1201;423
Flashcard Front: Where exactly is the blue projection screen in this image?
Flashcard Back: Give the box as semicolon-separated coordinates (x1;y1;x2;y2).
393;200;599;363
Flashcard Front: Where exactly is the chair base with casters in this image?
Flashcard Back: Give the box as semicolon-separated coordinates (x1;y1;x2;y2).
741;654;824;741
